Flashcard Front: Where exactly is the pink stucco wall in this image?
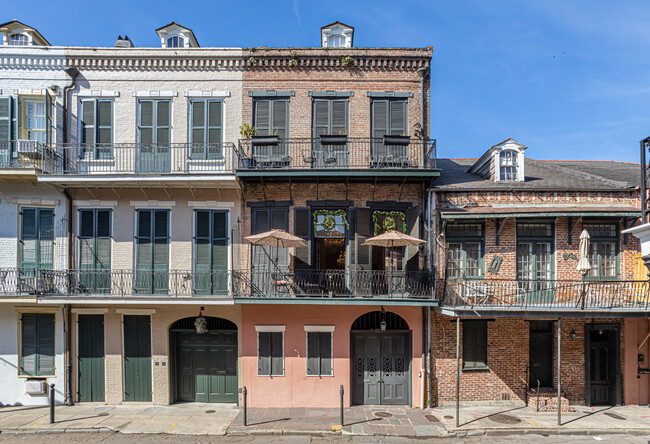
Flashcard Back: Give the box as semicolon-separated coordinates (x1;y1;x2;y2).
624;318;650;405
241;304;424;408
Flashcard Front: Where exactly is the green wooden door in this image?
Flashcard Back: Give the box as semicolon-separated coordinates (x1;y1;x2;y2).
78;314;105;402
123;315;152;402
0;96;13;166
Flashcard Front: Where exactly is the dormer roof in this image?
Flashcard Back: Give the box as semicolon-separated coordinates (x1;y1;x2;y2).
155;21;199;48
467;138;528;182
320;21;354;48
0;19;51;46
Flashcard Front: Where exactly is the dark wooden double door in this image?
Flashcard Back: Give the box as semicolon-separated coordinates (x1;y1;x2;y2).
175;331;237;403
351;332;411;405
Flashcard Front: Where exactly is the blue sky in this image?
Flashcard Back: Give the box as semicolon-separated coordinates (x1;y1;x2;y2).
4;0;649;162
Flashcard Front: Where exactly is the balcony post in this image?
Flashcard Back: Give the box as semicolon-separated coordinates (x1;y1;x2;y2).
455;316;460;428
557;317;562;426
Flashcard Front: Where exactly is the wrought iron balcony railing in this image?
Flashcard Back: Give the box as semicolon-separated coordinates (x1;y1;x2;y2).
40;143;236;175
442;279;650;311
236;137;437;171
232;269;436;300
0;140;60;171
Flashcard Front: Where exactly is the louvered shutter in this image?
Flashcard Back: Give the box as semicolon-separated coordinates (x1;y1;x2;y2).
0;96;13;142
331;100;347;135
193;210;211;295
254;100;271;135
356;208;372;271
36;314;55;376
81;100;95;145
190;101;206;159
389;100;407;135
153;210;169;293
313;100;329;136
156;101;170;144
38;209;54;271
319;332;332;376
306;332;319;376
372;100;388;139
271;100;288;139
212;211;228;293
21;313;37;375
79;210;94;270
252;209;270;271
135;210;152;293
207;100;223;158
258;332;271;376
293;208;311;269
406;206;419;271
45;91;53;145
138;101;153;144
271;209;289;269
21;208;37;271
270;332;283;376
97;101;113;160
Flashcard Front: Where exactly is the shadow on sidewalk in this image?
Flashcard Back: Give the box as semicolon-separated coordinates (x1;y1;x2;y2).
561;406;612;426
51;413;109;425
0;405;48;415
245;417;290;426
343;417;382;427
460;406;527;427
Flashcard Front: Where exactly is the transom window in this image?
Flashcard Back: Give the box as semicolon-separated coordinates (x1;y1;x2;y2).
584;222;619;279
9;34;29;46
167;36;184;48
499;150;518;181
314;210;347;238
517;223;553;238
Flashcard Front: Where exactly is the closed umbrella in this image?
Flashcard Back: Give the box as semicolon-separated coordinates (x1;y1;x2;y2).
577;229;591;275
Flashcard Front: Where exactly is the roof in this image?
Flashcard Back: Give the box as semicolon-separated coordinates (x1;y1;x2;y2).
441;206;640;219
433;158;640;191
0;19;50;46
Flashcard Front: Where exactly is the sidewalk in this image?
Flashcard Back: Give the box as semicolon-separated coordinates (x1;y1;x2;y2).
1;403;650;437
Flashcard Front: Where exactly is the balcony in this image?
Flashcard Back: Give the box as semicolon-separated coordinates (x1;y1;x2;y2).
442;279;650;314
0;140;60;182
38;143;237;186
232;269;436;304
235;137;439;180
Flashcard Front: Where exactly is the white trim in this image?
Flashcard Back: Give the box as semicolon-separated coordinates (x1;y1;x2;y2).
71;308;108;314
12;198;60;206
75;90;120;98
116;308;156;315
304;325;335;332
41;298;235;305
74;200;117;208
255;325;286;332
39;175;238;184
184;90;231;98
188;201;235;208
132;91;178;98
129;200;176;208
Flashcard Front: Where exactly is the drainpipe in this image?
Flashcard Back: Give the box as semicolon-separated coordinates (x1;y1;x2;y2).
62;66;79;406
416;66;429;168
427;306;432;408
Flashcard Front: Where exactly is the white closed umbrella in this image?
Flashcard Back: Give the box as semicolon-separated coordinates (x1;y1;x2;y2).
577;229;591;275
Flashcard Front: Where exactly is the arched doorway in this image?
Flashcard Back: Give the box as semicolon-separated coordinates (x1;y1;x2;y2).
351;310;411;405
170;316;237;403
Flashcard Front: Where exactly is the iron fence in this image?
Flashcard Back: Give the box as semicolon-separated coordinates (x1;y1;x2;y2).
0;140;60;171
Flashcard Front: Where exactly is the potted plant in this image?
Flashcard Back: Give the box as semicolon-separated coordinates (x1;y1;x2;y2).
238;123;258;168
383;134;411;146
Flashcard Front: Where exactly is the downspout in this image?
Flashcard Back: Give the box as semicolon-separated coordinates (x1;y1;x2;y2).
62;66;79;406
416;66;429;168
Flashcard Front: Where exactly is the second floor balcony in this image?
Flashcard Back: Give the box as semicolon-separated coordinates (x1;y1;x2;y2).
38;143;236;184
235;136;439;180
0;140;59;181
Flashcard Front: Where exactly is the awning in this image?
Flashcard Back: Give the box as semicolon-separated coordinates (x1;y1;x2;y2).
441;206;640;219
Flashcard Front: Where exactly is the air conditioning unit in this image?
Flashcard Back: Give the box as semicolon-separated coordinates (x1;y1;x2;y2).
25;379;48;395
16;140;40;154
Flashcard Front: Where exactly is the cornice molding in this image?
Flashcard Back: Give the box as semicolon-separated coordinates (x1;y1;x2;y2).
0;54;67;70
245;54;430;71
65;55;244;70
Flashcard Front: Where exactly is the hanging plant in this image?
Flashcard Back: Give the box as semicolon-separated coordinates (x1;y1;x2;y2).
372;211;406;235
313;209;349;235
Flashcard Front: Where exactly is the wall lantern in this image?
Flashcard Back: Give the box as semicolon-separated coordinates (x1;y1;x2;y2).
194;308;207;334
570;330;577;339
380;306;387;332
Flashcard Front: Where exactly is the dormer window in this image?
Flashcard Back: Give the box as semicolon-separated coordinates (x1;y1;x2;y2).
166;36;184;48
320;21;354;48
9;33;29;46
499;150;518;181
327;34;345;48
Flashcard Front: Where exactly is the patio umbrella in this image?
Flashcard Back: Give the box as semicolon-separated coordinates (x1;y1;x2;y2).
577;229;591;275
245;229;307;271
362;230;426;271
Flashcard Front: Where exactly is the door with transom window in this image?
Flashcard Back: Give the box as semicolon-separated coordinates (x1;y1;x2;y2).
517;222;554;303
137;100;171;173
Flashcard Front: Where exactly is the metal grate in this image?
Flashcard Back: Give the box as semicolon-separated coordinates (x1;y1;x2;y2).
170;316;236;330
351;311;408;330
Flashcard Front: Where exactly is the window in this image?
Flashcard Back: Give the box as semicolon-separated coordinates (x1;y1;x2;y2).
20;207;54;273
499;150;518;181
463;320;487;370
585;223;619;279
327;34;345;47
306;330;333;376
137;100;171;173
80;99;113;158
23;99;46;143
20;313;55;376
446;222;484;279
258;330;284;376
194;210;228;295
167;36;184;48
190;99;223;160
251;207;289;270
9;34;29;46
135;209;170;294
312;99;348;136
254;99;289;139
371;99;407;138
79;209;112;293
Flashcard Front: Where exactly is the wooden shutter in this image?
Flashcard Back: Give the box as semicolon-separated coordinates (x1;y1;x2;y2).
96;210;111;270
293;208;311;269
372;100;388;139
80;100;95;145
319;332;332;376
271;100;288;139
79;210;94;270
135;210;152;292
45;91;53;145
21;313;37;375
190;100;206;159
212;211;228;294
207;100;223;153
270;332;284;376
20;208;37;270
156;101;170;144
389;100;407;135
153;210;169;293
0;96;13;142
331;100;347;135
38;209;54;271
254;100;271;135
306;332;320;376
138;101;153;144
356;208;372;270
258;332;271;376
406;206;419;271
313;100;329;136
271;209;289;269
97;101;113;145
36;313;55;375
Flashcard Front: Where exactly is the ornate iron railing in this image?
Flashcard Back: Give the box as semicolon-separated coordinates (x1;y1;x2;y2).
40;143;236;175
0;140;60;171
236;137;437;171
442;279;650;310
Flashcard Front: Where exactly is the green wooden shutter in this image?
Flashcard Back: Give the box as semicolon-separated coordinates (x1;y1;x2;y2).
271;209;289;269
212;211;228;293
153;210;169;293
138;101;154;144
307;332;319;376
372;100;388;139
319;332;332;376
293;208;311;269
356;208;372;271
190;100;205;159
331;100;347;135
135;210;152;293
20;208;38;271
251;209;270;271
254;100;271;135
38;209;54;271
194;210;211;294
406;206;419;271
258;332;271;376
21;313;37;375
389;100;407;135
80;100;95;145
271;100;288;139
207;100;223;147
37;313;55;375
78;314;105;402
313;100;329;136
156;101;170;144
0;96;13;142
270;332;283;376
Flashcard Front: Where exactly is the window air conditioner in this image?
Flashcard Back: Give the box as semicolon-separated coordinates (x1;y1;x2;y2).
25;379;48;395
16;140;39;154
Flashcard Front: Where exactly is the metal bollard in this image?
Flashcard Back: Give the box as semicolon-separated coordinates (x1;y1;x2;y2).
243;386;247;427
340;385;344;426
49;383;55;424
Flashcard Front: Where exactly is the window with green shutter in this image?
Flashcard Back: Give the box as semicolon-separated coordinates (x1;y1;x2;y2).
312;99;347;136
258;331;284;376
306;331;332;376
137;100;171;173
135;209;169;294
78;209;112;293
463;320;487;370
190;99;223;160
80;99;113;159
20;207;54;274
20;313;55;376
193;209;228;295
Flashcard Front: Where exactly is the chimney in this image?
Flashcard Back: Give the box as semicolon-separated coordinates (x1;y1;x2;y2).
115;35;134;48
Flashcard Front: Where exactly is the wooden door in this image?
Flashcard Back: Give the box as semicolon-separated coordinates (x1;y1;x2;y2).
123;315;152;402
78;314;105;402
